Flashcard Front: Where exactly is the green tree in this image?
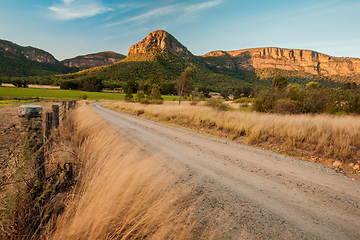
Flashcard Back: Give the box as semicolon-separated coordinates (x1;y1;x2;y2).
220;88;229;100
12;78;23;87
125;86;133;100
243;85;253;97
198;85;210;98
150;84;162;101
177;67;192;105
271;75;288;90
22;79;28;88
191;87;205;101
306;81;320;90
147;75;161;95
126;79;139;94
136;90;145;101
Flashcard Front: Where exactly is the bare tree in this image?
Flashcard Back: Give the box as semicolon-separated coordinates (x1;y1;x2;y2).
177;67;192;105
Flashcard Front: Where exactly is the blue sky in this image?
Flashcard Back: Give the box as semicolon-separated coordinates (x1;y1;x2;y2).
1;0;359;61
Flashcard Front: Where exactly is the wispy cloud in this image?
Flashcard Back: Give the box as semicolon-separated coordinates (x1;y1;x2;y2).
185;0;223;14
49;0;112;20
63;0;75;4
106;0;224;27
106;5;179;27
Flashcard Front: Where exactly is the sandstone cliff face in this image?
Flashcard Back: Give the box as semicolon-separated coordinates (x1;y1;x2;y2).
0;40;58;64
128;30;196;61
62;52;125;69
201;47;360;76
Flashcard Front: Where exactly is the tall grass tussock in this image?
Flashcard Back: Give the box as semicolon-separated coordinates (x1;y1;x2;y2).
47;105;198;239
105;101;360;163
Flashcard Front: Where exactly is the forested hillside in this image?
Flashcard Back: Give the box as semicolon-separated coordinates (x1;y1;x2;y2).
57;48;252;93
0;39;78;77
0;49;77;77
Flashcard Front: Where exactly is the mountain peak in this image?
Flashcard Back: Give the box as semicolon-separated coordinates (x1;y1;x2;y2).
127;30;195;61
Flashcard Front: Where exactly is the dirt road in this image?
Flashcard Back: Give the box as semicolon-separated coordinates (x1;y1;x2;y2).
90;103;360;239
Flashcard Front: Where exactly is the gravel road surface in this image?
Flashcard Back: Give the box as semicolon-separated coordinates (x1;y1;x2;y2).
90;103;360;239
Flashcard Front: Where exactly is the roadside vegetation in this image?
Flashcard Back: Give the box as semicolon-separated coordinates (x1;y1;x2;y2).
105;101;360;174
0;103;215;239
47;104;208;239
254;75;360;114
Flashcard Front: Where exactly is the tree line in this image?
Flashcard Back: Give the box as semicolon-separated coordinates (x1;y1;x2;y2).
253;75;360;114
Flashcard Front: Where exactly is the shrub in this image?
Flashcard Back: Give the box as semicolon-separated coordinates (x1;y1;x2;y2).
253;91;275;112
272;75;288;90
150;99;164;105
82;94;88;100
190;100;199;106
139;98;150;104
233;97;254;103
273;99;298;114
205;99;230;111
136;90;145;101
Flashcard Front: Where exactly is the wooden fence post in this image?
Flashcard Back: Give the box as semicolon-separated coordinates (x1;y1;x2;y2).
45;112;53;140
22;114;45;197
52;105;59;128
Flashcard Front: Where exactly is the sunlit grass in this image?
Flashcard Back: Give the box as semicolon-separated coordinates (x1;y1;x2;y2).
105;101;360;163
47;104;206;239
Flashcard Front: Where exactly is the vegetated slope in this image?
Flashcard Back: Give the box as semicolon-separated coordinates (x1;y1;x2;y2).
198;47;360;86
0;39;78;77
73;47;248;92
61;51;126;70
69;30;353;91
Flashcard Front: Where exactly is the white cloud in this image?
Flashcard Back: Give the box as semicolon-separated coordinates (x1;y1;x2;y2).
62;0;75;5
106;0;224;27
185;0;223;14
106;5;179;27
49;0;112;20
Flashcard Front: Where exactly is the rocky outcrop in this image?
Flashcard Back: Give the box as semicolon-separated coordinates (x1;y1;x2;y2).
62;52;125;69
201;47;360;76
128;30;196;61
0;40;58;64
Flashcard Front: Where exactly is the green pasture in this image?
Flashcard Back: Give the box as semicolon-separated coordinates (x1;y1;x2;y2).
0;86;126;100
0;86;179;102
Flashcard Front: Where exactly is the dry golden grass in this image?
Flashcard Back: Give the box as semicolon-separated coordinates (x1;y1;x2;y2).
105;101;360;165
46;104;200;240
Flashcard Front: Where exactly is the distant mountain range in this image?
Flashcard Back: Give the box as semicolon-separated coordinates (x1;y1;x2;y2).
0;40;125;77
62;52;125;70
1;30;360;90
0;39;78;77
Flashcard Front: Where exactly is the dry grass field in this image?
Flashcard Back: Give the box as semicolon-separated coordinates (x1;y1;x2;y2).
46;104;207;239
2;100;359;238
104;101;360;175
1;103;214;239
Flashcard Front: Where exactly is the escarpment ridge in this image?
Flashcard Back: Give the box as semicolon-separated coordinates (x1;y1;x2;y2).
200;47;360;76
